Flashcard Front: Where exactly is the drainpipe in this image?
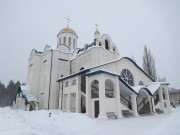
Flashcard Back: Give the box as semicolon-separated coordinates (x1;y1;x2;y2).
48;49;53;110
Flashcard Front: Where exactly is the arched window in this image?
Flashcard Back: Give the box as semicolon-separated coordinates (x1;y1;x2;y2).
121;69;134;86
91;80;99;98
105;40;109;50
63;37;66;45
65;81;68;87
105;79;114;98
139;81;144;86
72;79;76;86
68;37;71;46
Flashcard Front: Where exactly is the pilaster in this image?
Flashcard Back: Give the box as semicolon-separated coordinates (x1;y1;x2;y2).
115;76;123;118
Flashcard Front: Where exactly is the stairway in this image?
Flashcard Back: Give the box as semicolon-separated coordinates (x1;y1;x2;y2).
120;95;132;110
138;101;150;114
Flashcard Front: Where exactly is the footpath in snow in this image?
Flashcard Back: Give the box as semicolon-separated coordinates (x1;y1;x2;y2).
0;106;180;135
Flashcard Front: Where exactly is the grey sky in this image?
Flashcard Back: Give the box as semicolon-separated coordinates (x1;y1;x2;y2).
0;0;180;88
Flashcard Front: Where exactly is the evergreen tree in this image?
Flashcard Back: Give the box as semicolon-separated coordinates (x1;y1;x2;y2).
0;80;21;107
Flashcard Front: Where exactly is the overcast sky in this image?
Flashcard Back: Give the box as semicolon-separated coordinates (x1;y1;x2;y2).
0;0;180;88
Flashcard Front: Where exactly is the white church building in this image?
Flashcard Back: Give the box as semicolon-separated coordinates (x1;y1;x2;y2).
13;21;171;119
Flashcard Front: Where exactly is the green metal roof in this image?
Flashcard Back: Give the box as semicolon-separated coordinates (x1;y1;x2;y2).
20;86;38;102
21;90;38;102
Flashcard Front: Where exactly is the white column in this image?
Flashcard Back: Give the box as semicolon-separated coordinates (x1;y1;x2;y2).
35;102;38;111
115;77;123;118
21;98;26;111
16;94;19;109
76;88;81;113
67;93;71;112
158;89;165;111
98;74;107;119
148;96;154;114
59;82;63;110
151;97;156;114
18;93;22;109
26;104;30;111
130;93;139;117
16;99;19;109
86;76;91;116
76;76;81;113
12;100;15;109
165;88;171;113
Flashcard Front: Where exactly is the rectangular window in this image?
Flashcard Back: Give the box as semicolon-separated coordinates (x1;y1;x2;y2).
69;37;71;46
64;37;66;45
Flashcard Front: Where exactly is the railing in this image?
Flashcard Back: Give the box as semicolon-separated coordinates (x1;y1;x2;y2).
137;97;148;107
137;97;148;111
120;95;132;110
105;93;114;98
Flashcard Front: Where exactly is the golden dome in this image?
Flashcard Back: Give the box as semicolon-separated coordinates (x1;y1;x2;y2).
94;30;100;35
59;26;77;35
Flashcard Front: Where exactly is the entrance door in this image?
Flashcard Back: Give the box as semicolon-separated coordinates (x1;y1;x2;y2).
94;101;99;118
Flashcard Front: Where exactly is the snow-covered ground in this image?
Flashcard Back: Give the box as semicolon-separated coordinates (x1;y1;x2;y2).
0;107;180;135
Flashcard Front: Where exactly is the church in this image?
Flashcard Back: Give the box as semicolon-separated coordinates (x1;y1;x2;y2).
12;19;171;119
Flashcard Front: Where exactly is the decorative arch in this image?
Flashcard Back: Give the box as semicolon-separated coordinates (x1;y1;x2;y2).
137;88;153;115
105;79;114;98
91;80;99;98
121;69;134;86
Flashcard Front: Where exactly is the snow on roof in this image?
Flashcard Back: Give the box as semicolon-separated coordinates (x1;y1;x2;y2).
131;86;145;93
146;82;169;94
20;85;30;91
86;69;120;77
146;84;161;94
132;82;169;95
148;82;169;86
20;85;38;102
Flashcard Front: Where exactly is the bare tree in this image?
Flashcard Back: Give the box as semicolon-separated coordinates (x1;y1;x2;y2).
143;45;157;81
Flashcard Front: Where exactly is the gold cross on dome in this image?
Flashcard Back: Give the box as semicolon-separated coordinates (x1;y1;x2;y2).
64;16;72;27
95;23;99;30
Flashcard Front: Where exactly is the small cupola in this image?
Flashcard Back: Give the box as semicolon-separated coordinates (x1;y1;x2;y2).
94;23;100;39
